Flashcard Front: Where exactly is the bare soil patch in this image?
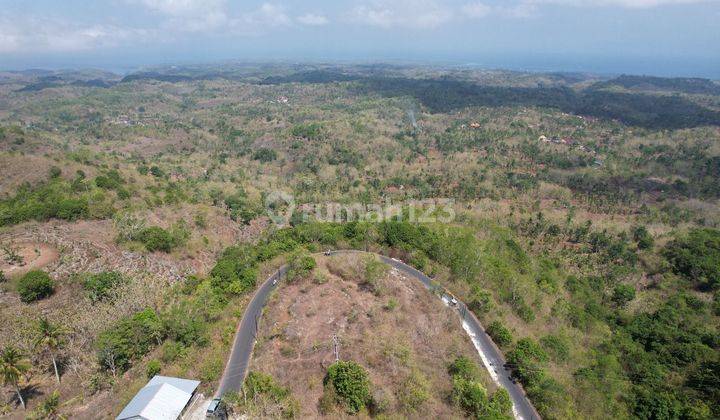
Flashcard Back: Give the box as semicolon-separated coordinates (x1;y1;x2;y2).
250;254;493;418
0;242;58;278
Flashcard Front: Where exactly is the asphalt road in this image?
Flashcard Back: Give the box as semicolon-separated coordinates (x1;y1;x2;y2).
216;265;287;396
216;250;540;420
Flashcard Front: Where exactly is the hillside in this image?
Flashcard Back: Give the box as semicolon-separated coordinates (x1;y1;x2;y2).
0;64;718;419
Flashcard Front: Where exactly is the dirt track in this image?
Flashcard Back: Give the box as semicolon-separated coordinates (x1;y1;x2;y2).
0;242;59;277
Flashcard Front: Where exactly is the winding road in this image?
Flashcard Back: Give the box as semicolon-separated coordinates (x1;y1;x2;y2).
216;250;540;420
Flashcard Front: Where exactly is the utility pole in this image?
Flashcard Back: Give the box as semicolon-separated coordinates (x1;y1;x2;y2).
333;334;340;362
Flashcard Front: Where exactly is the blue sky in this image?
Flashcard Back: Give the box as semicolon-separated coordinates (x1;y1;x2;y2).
1;0;718;77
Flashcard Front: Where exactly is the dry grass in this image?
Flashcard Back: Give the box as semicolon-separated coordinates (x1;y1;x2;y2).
250;254;493;418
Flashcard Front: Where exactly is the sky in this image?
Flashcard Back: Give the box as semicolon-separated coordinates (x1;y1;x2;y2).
0;0;719;78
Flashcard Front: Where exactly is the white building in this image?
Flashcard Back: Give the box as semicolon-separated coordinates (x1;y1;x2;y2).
116;376;201;420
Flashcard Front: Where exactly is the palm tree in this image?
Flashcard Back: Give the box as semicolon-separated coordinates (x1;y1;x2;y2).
38;390;66;419
0;346;31;409
34;317;67;383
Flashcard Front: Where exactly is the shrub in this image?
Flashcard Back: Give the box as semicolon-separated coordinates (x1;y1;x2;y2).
447;355;511;418
612;284;636;306
287;252;316;282
324;361;371;414
137;227;175;252
242;371;299;418
34;390;61;418
83;271;126;302
663;228;720;290
0;271;6;283
96;308;162;373
486;320;513;348
633;226;654;250
318;382;338;415
210;247;258;296
540;335;570;362
94;170;123;190
149;166;165;178
200;356;223;382
168;220;191;247
146;360;161;378
162;303;209;347
224;191;261;224
448;356;481;381
398;369;430;411
48;166;61;179
363;256;388;295
383;298;398;311
467;286;493;314
507;338;549;387
451;377;488;416
116;188;131;200
290;122;325;140
160;340;187;363
489;389;513;415
56;198;89;220
17;270;55;303
252;148;278;162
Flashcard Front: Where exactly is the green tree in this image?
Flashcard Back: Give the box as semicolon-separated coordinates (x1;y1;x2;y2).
83;271;126;302
663;228;720;290
17;270;55;303
34;317;68;383
286;251;316;282
448;356;481;381
96;308;163;374
34;390;62;419
507;338;548;387
136;227;175;252
324;361;371;414
0;346;31;410
612;284;636;307
252;148;278;162
486;320;513;348
632;226;654;250
146;360;161;378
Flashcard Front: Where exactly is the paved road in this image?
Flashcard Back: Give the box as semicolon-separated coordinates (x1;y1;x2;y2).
216;265;287;396
216;250;540;420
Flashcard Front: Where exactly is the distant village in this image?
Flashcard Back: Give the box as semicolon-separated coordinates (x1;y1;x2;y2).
462;120;603;166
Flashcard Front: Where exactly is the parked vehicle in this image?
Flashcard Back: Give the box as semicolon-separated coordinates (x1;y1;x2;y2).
206;398;226;419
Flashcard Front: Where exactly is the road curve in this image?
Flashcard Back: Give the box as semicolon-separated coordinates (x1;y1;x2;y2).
216;250;540;420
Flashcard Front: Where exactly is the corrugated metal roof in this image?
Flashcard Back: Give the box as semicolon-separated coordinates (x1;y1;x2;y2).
116;376;201;420
146;376;200;395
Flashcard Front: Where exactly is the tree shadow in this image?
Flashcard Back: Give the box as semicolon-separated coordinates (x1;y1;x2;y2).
6;383;43;409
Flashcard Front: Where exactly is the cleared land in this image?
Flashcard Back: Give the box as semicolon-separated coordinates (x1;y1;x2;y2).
249;254;494;418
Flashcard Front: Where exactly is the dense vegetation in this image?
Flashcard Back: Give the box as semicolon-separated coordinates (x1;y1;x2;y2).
449;356;512;419
354;77;720;129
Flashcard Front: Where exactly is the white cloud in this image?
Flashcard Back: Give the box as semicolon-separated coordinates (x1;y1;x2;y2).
522;0;717;9
461;2;492;18
134;0;226;16
459;0;717;19
0;16;145;53
238;3;291;29
132;0;228;32
1;0;715;54
351;0;454;29
297;13;329;26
